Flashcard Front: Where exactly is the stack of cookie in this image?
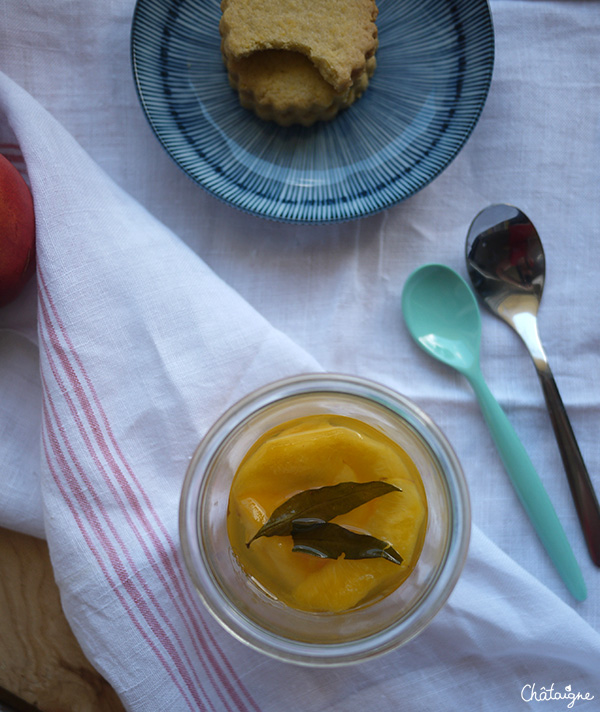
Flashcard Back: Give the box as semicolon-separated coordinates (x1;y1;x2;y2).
220;0;379;127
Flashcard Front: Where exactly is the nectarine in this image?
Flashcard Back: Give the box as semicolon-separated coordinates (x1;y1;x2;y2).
0;152;36;307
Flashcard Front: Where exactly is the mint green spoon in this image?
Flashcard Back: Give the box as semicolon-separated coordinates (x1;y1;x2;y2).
401;263;586;601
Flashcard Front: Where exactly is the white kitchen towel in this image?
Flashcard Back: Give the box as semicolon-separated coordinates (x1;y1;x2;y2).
1;71;599;711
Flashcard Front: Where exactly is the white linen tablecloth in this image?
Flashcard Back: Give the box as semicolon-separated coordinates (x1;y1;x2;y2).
1;1;599;710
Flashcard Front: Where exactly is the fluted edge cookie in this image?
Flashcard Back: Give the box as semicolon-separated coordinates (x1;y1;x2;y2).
220;0;378;93
227;52;376;127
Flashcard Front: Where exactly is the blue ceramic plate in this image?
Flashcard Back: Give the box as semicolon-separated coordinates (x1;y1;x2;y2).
131;0;494;223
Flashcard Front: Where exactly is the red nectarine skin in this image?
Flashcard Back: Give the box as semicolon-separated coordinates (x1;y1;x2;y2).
0;153;36;307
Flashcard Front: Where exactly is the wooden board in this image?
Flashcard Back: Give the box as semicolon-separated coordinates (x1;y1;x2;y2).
0;527;125;712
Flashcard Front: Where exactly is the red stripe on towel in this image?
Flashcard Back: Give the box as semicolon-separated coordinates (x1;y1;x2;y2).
0;143;26;169
41;394;202;712
38;332;218;712
38;268;260;712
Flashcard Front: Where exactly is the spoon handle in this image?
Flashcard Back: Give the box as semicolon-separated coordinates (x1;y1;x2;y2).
468;371;587;601
535;365;600;566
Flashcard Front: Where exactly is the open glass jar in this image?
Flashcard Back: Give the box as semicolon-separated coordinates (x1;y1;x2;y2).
180;374;470;666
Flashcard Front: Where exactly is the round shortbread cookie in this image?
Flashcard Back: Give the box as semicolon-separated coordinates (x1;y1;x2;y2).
227;50;376;127
220;0;378;93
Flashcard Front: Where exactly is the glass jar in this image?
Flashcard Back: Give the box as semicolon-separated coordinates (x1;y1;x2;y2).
179;373;470;666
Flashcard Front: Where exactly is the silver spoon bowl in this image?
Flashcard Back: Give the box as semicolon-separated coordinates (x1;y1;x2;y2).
466;203;600;566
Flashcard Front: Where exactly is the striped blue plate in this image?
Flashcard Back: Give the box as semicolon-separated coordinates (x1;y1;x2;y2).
131;0;494;223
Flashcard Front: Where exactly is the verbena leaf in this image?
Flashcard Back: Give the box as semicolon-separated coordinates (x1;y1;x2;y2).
291;520;404;565
247;480;401;547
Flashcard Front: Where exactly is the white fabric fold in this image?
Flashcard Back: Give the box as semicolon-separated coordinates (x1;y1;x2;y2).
1;70;599;712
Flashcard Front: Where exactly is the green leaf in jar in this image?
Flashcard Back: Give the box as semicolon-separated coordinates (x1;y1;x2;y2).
290;520;404;565
247;480;401;547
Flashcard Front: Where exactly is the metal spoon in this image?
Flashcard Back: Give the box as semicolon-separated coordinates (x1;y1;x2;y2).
401;263;586;600
466;204;600;566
